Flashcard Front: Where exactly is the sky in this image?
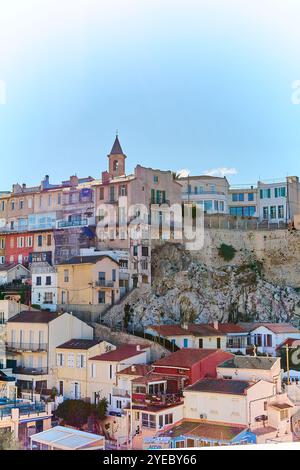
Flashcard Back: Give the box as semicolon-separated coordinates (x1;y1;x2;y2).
1;0;300;190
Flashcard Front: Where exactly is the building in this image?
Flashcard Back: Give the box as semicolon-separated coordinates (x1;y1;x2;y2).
30;426;105;450
228;186;258;218
6;310;94;394
179;175;229;214
182;378;293;444
0;399;52;446
88;344;150;410
55;338;115;399
238;322;300;356
145;323;226;350
152;349;234;386
0;264;30;286
217;356;282;393
56;254;120;321
31;263;57;311
257;177;300;224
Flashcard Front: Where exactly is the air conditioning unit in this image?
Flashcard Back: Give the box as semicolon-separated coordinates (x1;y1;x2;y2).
199;413;207;420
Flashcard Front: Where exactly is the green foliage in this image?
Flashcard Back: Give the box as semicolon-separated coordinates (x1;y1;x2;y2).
55;399;92;429
93;398;108;421
0;429;20;450
218;243;237;262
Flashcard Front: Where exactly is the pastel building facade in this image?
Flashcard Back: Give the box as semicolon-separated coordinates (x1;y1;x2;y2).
228;187;258;218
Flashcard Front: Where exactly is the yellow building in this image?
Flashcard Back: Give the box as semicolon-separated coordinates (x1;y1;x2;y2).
56;255;120;320
55;339;115;399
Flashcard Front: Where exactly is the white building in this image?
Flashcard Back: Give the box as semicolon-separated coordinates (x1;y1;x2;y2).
238;322;300;357
0;264;30;286
31;263;57;311
179;175;229;214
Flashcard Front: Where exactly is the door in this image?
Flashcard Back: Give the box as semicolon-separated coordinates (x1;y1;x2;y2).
217;337;221;349
183;338;188;348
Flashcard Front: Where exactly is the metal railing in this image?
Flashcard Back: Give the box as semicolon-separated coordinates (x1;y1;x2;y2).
13;366;49;375
95;280;114;287
6;342;48;352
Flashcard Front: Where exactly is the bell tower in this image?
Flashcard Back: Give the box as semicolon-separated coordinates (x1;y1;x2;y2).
108;134;126;178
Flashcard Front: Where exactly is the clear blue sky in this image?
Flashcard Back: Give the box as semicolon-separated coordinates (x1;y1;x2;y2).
1;0;300;190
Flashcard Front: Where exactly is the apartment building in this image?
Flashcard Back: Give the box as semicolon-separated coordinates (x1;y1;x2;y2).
257;177;300;224
31;263;57;311
55;339;115;399
228;186;258;218
5;310;94;394
56;254;120;320
179;175;229;214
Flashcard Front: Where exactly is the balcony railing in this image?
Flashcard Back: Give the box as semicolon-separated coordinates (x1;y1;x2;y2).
0;402;46;420
6;342;48;352
12;366;49;376
132;392;183;407
57;219;88;228
112;388;130;398
95;280;114;287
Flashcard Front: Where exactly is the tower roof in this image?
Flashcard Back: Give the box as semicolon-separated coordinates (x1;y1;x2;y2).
109;135;124;155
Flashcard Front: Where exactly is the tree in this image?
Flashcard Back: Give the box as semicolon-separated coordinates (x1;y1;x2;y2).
0;429;20;450
93;398;108;421
218;243;237;262
55;399;92;429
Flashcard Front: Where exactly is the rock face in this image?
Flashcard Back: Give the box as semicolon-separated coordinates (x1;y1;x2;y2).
105;241;300;329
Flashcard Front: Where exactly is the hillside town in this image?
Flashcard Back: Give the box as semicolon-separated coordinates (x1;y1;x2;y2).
0;135;300;450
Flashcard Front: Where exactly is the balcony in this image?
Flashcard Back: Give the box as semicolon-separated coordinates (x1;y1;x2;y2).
6;342;48;352
57;219;88;228
0;401;46;420
95;280;114;288
132;392;183;407
112;387;130;398
12;366;49;376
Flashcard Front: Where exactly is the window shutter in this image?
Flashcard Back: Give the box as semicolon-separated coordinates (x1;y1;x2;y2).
76;354;81;368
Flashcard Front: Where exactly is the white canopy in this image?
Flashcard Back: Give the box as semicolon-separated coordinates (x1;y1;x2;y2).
30;426;105;450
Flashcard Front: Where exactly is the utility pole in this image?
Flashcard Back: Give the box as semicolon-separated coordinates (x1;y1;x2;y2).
285;343;291;386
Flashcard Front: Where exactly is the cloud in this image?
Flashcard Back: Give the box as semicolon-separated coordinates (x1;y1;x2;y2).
176;168;190;178
204;167;238;178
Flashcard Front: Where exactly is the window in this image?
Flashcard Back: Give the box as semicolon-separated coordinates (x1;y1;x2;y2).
26;236;33;247
270;206;277;220
109;364;113;379
280;409;289;420
64;270;69;283
199;338;203;348
275;187;286;198
165;413;173;425
44;292;53;303
278;205;284;219
57;194;61;205
109;186;115;202
67;353;74;368
153;175;159;183
142;413;156;429
47;234;52;246
263;207;269;220
220;201;224;212
260;188;271;199
98;291;106;304
91;363;96;378
133;245;138;257
98;272;106;285
248;193;254;201
99;187;104;200
56;353;64;367
17;237;24;248
142;246;149;257
216;338;221;349
232;193;244;202
36;276;42;286
77;354;86;369
45;276;51;286
37;235;43;247
265;334;272;347
19;200;24;210
119;185;127;196
112;269;116;282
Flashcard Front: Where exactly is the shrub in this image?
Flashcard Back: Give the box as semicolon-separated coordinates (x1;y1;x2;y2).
218;243;237;262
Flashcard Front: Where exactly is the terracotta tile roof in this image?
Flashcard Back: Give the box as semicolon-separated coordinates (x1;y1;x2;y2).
8;310;59;324
57;339;100;350
153;349;223;369
117;364;153;376
186;378;254;395
238;322;300;334
213;323;248;334
218;356;278;370
90;345;147;362
276;337;300;350
160;420;247;441
149;324;224;337
58;255;118;265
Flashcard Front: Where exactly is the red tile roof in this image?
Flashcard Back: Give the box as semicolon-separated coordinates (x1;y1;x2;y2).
276;338;300;350
149;324;225;337
186;378;255;395
90;345;147;362
117;364;153;376
239;322;300;334
8;311;59;324
153;348;223;369
212;323;248;334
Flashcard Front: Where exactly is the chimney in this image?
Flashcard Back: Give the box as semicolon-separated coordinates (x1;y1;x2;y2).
213;320;219;331
131;365;136;372
136;345;141;351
